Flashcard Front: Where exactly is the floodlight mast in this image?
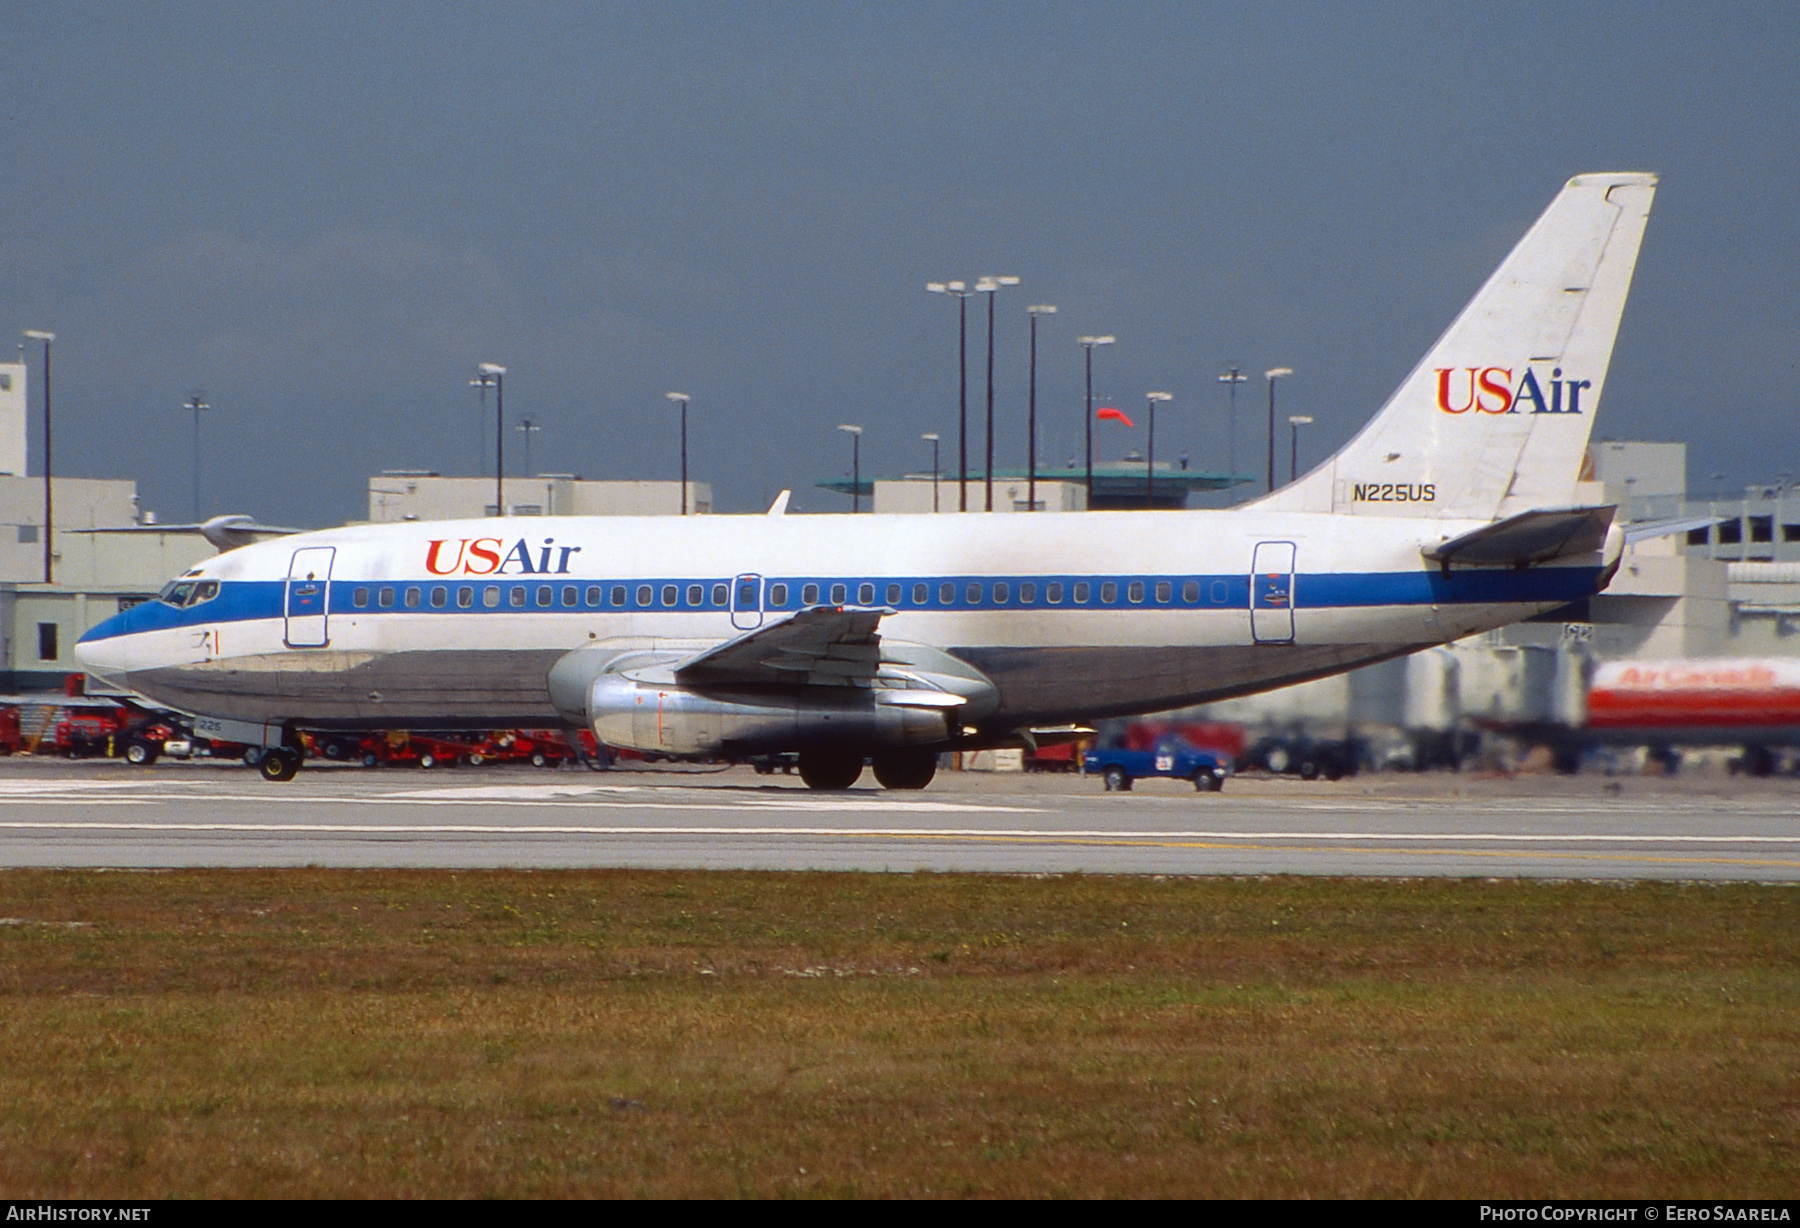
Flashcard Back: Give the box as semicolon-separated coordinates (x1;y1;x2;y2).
1145;392;1172;505
1264;367;1293;495
1026;306;1056;512
477;363;507;515
926;281;973;510
1078;335;1115;508
665;393;691;514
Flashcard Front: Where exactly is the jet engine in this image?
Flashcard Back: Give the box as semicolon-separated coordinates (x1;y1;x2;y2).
547;638;999;759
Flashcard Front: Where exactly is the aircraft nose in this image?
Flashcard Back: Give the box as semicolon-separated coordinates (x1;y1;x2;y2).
74;605;140;682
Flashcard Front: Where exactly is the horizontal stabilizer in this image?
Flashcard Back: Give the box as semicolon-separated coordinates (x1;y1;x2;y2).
1422;505;1615;570
1622;515;1722;545
76;513;302;553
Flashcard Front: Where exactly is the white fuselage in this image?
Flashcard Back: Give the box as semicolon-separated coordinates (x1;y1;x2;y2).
75;507;1604;740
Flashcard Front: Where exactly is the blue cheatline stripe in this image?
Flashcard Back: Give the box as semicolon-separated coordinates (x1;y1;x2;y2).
77;566;1603;643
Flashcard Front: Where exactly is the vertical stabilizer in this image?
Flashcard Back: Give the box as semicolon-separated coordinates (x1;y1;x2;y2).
1256;173;1655;520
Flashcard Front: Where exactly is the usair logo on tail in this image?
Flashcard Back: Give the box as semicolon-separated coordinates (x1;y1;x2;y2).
1435;366;1590;414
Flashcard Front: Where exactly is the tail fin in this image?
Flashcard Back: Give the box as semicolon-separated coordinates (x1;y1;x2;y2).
1256;172;1656;520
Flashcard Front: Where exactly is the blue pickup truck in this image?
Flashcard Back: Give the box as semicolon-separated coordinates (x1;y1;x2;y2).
1083;738;1231;792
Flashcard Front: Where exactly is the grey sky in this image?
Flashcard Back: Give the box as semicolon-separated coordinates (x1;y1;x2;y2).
5;2;1796;524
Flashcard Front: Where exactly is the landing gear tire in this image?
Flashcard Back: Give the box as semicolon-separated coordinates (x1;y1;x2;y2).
1193;769;1222;793
798;748;864;791
871;748;937;790
259;749;301;783
1103;765;1132;792
123;738;160;766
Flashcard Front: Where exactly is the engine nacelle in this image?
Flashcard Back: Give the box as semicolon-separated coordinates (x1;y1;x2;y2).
548;639;999;758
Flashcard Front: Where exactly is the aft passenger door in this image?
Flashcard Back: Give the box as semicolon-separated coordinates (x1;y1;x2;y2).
284;547;336;648
1250;541;1296;645
731;573;764;631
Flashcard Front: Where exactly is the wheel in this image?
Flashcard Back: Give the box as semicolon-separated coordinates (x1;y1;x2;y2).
259;749;300;782
468;753;486;766
360;751;380;767
530;752;549;768
1102;765;1131;792
123;738;159;766
418;752;437;769
797;748;864;790
871;748;937;790
1192;769;1221;792
1298;759;1320;780
242;747;265;768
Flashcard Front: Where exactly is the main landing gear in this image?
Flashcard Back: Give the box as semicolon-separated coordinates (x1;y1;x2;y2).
794;747;940;791
258;747;302;783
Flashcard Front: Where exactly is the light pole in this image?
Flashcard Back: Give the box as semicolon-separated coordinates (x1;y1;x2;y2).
1027;305;1056;512
976;275;1020;511
181;392;211;521
921;432;941;513
477;363;506;515
23;330;53;583
665;392;690;514
1264;367;1293;495
1287;414;1313;485
1145;392;1172;506
838;424;863;513
1218;366;1247;503
515;417;541;482
468;374;493;476
926;281;974;511
1078;335;1115;509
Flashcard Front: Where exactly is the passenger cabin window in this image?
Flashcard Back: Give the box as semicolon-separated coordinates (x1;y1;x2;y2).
738;579;758;607
378;587;395;608
993;582;1010;603
858;583;874;605
661;585;678;607
687;584;704;606
457;587;474;608
510;586;526;608
1073;582;1090;603
913;583;928;605
712;583;729;605
562;586;578;606
1020;582;1036;603
830;583;847;605
431;587;448;608
404;587;421;608
886;583;901;605
1182;580;1199;603
538;585;554;606
769;583;788;606
1101;582;1118;603
1127;581;1144;603
802;583;820;605
939;582;955;604
1046;582;1063;604
965;582;982;603
352;587;370;609
587;586;603;606
610;585;626;606
636;585;653;607
484;586;501;608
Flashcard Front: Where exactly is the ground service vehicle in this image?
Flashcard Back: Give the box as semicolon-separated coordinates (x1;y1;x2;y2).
1084;738;1231;792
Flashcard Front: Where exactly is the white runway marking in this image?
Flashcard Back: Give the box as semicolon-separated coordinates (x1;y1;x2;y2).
0;820;1796;844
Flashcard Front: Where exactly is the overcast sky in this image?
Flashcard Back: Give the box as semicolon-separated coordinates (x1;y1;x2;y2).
5;2;1796;524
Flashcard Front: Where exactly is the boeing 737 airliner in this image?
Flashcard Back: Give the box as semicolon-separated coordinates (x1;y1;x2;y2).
76;173;1657;789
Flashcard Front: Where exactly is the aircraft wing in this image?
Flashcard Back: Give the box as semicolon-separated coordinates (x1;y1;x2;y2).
1422;505;1616;570
674;605;890;688
77;514;303;553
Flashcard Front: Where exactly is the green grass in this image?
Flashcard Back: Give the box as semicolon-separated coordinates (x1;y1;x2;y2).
0;870;1794;1196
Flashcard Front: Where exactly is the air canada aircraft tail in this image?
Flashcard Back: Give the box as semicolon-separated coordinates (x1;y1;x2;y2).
1256;172;1656;521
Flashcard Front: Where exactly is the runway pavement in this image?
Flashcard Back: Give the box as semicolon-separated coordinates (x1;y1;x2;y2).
0;761;1795;878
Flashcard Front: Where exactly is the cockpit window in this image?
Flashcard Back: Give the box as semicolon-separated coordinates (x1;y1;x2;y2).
157;579;219;608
